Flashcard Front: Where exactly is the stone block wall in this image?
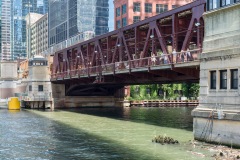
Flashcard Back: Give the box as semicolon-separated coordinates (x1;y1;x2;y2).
192;3;240;146
199;3;240;110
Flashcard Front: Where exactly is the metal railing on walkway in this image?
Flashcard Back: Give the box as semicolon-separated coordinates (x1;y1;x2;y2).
51;49;200;80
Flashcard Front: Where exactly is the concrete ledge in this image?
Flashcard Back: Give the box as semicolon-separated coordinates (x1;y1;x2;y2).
192;108;240;121
201;46;240;60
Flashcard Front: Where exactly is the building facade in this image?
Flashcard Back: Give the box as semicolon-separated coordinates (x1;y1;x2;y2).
26;13;48;58
192;1;240;146
113;0;193;29
16;55;52;109
48;0;109;47
1;0;12;60
0;61;22;100
0;0;2;57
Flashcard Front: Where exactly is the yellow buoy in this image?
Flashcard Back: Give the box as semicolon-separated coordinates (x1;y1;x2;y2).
8;97;21;110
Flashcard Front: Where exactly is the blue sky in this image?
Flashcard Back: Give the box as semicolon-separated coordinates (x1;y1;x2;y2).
108;0;114;32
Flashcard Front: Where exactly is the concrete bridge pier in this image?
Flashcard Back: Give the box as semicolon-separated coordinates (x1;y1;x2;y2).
51;83;126;109
192;3;240;147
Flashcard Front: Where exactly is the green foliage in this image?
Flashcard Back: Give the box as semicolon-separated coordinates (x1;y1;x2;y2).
129;83;199;100
189;83;200;97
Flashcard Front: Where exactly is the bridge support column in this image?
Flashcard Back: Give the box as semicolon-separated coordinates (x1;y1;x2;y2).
51;83;66;109
192;4;240;147
114;86;129;107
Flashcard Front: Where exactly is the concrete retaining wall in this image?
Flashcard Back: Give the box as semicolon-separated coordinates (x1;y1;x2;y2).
193;117;240;147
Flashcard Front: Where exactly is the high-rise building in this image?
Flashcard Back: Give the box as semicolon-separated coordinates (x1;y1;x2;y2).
0;0;12;60
26;13;48;58
0;0;49;61
114;0;193;29
12;0;48;60
0;0;2;56
48;0;109;47
12;0;25;60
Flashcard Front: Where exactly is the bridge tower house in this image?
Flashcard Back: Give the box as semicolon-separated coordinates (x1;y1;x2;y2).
192;2;240;147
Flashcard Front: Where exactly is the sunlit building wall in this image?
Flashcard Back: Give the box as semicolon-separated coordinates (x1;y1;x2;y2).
114;0;193;29
26;13;48;58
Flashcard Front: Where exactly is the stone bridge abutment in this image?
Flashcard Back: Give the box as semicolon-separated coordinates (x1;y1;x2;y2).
192;3;240;147
51;83;127;109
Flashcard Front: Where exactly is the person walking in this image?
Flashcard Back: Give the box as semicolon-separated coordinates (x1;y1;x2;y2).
151;53;156;65
172;49;177;63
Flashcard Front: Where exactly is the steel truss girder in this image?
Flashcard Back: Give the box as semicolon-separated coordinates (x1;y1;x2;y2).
51;0;205;84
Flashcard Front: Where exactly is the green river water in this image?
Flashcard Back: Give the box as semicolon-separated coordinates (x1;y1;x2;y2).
0;107;216;160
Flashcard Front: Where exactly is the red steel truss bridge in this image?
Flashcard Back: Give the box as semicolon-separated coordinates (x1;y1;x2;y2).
50;0;205;96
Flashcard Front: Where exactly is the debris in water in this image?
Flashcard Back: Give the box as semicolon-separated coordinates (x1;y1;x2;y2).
152;135;179;144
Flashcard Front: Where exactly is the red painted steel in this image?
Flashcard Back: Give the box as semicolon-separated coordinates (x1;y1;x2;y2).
51;0;205;83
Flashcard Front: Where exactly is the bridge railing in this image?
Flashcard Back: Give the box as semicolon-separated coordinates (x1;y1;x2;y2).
51;49;201;80
101;63;115;74
175;49;200;64
22;94;52;101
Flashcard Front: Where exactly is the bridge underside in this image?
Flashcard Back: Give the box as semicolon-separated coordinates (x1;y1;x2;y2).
65;84;124;96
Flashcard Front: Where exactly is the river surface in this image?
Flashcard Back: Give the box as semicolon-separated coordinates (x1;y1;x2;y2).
0;107;215;160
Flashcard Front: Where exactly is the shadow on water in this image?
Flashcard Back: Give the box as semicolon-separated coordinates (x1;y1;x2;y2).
0;109;167;160
58;106;194;131
38;120;160;160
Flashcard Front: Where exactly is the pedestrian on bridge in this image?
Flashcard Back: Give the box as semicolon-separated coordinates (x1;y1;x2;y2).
151;53;156;66
180;50;185;62
172;49;177;63
186;48;192;61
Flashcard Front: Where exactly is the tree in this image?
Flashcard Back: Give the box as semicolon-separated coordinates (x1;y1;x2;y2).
129;83;199;100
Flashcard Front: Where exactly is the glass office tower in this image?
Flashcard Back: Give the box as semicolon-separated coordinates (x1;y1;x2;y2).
49;0;109;47
13;0;24;60
12;0;48;60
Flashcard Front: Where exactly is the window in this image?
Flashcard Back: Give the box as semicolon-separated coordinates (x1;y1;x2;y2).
133;16;140;23
207;0;218;10
29;85;32;91
145;3;152;13
38;85;43;92
116;7;120;17
122;4;127;14
122;17;127;27
133;2;140;12
221;0;231;6
220;70;227;89
116;20;121;29
231;69;238;89
156;4;168;14
210;71;216;89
